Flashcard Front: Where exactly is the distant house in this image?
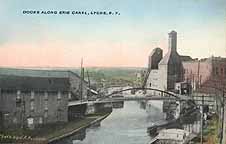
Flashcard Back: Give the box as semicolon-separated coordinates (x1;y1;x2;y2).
0;68;88;129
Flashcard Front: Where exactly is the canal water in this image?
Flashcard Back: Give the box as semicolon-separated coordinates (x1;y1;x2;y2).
56;101;166;144
55;101;201;144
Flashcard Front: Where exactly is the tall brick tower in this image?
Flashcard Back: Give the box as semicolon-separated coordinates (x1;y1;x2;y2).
168;30;177;52
159;30;183;90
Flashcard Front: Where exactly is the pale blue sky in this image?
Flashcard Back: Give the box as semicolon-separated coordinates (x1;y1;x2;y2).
0;0;226;67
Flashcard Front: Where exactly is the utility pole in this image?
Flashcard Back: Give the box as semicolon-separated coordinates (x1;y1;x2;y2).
80;58;84;102
220;90;225;144
86;70;91;89
200;94;204;144
86;70;91;98
197;60;200;89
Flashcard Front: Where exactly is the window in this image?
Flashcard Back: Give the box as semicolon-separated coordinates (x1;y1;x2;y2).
68;92;71;100
221;68;224;75
16;90;21;99
2;89;14;94
30;101;34;111
44;100;48;110
216;67;219;75
13;117;17;124
57;91;61;100
16;90;22;106
48;79;52;84
31;91;34;100
39;117;43;124
44;110;48;118
27;117;34;125
44;92;48;100
57;99;61;106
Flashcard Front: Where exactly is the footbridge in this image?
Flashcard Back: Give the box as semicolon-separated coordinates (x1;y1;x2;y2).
68;87;192;106
103;87;191;102
67;87;194;120
98;95;187;103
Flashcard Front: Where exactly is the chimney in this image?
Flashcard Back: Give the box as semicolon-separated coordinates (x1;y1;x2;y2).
168;30;177;52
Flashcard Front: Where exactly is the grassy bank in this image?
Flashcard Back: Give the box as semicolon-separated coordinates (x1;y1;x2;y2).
203;114;220;144
38;117;97;140
0;112;111;143
191;114;220;144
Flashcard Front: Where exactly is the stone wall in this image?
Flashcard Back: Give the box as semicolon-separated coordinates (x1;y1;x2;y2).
0;90;69;128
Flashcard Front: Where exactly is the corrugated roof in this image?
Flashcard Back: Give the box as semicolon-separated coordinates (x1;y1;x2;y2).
0;67;88;82
0;67;69;78
0;75;70;91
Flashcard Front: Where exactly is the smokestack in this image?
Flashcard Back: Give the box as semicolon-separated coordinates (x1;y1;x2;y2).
168;30;177;52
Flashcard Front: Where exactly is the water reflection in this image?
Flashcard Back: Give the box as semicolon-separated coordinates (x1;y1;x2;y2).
53;101;200;144
139;100;146;109
53;101;165;144
112;101;124;109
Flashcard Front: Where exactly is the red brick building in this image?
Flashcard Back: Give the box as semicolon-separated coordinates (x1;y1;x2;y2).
182;56;226;94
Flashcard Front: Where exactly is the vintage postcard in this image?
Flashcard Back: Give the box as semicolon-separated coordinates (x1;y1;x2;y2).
0;0;226;144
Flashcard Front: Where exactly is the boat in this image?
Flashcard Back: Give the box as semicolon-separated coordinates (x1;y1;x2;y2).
147;119;180;136
148;128;195;144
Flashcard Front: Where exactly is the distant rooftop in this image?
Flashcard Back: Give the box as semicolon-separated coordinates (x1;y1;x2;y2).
0;67;80;78
181;56;226;63
180;55;194;62
0;75;70;91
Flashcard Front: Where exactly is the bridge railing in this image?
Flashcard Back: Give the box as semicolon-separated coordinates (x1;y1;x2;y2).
104;87;191;100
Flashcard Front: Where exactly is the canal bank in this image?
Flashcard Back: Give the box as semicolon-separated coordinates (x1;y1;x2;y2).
196;113;220;144
62;101;166;144
0;112;111;144
48;112;111;143
147;108;200;135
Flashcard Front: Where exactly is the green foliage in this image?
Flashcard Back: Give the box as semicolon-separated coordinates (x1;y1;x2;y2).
70;67;144;87
203;114;220;144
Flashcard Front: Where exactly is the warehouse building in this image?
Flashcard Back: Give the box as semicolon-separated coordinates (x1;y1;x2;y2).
0;68;88;129
145;31;184;92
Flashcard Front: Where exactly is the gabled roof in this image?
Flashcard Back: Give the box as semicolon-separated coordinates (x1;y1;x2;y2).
159;51;182;65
